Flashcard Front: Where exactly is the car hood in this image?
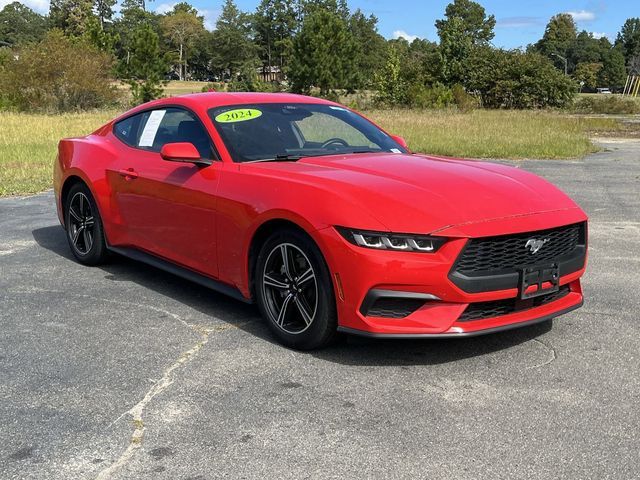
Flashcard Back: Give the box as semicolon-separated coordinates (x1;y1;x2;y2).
252;152;584;235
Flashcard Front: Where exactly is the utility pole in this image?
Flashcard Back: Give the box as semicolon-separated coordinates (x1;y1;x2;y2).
551;53;568;76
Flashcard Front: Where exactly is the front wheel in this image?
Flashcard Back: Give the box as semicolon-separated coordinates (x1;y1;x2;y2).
255;229;337;350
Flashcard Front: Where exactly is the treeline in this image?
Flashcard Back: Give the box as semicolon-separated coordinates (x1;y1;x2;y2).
0;0;639;112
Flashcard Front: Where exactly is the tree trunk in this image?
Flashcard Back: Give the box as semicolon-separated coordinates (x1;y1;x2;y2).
179;43;183;81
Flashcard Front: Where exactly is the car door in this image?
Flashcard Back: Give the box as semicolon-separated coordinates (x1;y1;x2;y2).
108;106;221;278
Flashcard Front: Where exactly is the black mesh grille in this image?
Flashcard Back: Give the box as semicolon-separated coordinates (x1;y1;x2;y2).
366;297;426;318
456;223;583;276
458;286;571;322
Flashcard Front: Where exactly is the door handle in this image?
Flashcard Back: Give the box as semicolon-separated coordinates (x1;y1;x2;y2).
118;168;138;180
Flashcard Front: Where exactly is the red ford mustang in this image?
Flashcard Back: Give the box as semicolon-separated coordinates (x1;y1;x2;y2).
54;93;587;349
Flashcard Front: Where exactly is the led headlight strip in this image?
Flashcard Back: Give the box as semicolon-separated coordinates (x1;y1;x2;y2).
336;227;446;253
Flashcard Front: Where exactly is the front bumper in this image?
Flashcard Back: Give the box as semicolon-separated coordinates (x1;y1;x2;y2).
338;300;583;338
313;218;586;337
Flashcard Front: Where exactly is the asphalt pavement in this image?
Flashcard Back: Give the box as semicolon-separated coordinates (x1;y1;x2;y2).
1;139;639;479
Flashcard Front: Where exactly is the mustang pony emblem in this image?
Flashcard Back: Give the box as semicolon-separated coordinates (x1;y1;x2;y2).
525;238;549;254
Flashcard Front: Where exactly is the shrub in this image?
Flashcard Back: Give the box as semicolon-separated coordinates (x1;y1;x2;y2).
0;30;119;112
200;82;227;92
407;83;454;109
451;84;479;111
465;47;577;109
228;64;280;92
571;95;640;114
374;45;407;106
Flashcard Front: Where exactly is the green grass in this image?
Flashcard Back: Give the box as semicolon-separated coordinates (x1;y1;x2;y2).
0;96;628;196
365;109;623;159
0;110;117;196
162;81;210;96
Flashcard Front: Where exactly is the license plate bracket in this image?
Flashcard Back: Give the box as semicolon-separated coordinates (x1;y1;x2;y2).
519;263;560;300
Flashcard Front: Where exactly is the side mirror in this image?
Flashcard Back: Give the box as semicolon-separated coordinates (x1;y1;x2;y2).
390;134;410;152
160;142;209;165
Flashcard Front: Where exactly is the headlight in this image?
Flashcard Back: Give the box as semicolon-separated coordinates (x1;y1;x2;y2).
336;227;446;253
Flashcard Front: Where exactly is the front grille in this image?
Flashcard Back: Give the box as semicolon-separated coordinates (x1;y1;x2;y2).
366;297;426;319
449;222;587;293
456;223;582;275
458;286;570;321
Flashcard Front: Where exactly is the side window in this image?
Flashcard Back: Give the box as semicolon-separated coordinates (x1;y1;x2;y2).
113;113;144;147
114;108;214;159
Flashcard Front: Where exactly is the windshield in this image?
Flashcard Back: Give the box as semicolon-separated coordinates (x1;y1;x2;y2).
208;103;407;162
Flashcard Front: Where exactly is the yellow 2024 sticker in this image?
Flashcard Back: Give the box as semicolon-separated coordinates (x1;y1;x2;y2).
214;108;262;123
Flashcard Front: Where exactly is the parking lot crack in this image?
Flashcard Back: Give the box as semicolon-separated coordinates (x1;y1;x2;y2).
95;326;213;480
8;287;234;479
527;338;557;369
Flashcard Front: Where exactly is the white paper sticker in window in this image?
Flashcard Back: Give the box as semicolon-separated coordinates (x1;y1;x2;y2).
138;110;166;147
390;148;402;153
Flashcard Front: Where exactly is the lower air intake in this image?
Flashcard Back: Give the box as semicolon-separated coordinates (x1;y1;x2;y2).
365;297;426;319
458;286;571;322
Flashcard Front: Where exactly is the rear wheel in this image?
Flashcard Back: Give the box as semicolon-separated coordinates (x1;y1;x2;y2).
65;183;108;265
255;228;337;350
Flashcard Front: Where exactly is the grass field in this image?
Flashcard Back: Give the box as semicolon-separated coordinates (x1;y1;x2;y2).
0;93;628;196
367;109;623;160
163;81;211;96
0;110;117;196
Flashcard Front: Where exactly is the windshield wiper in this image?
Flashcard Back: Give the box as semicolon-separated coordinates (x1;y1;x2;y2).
247;154;304;163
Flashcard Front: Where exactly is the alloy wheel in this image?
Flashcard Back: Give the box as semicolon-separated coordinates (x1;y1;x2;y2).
67;192;95;255
261;243;318;334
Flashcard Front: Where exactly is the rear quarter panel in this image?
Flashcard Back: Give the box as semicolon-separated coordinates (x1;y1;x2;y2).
54;133;119;237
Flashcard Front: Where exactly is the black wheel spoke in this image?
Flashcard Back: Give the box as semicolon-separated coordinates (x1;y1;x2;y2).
297;267;315;286
69;207;82;222
83;228;93;251
280;244;293;280
294;296;314;326
72;225;84;246
264;274;289;290
276;293;294;326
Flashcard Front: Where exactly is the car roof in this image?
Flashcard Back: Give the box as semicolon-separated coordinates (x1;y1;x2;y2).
114;92;340;122
180;92;337;108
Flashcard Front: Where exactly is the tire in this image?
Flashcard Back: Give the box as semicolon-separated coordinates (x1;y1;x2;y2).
255;228;337;350
64;182;108;265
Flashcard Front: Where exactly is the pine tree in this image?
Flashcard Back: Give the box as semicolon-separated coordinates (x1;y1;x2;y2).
288;9;357;95
349;10;386;89
210;0;258;79
119;23;168;103
254;0;297;72
616;18;640;72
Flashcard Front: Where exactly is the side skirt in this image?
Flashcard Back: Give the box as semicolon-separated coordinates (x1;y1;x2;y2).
107;246;253;304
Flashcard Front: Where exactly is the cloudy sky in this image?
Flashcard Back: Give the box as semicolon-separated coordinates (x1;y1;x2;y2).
3;0;636;48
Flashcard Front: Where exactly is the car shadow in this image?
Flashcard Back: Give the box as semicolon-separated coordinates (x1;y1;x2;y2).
315;320;552;366
32;224;553;366
31;224;269;340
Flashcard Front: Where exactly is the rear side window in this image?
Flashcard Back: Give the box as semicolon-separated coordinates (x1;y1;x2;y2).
113;113;143;147
113;108;214;159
